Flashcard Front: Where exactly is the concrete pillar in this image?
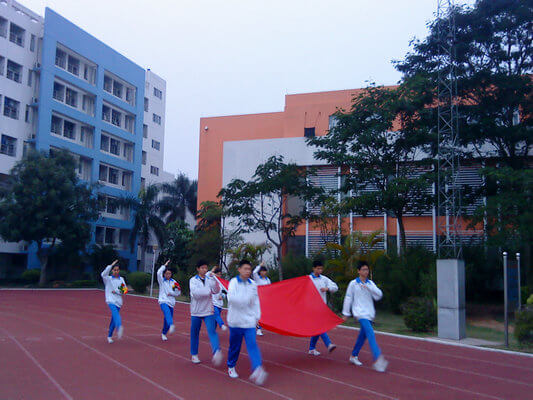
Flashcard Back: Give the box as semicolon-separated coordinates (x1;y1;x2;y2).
437;259;466;340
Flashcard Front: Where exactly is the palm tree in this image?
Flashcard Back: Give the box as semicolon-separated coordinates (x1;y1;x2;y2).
159;174;197;223
119;184;166;271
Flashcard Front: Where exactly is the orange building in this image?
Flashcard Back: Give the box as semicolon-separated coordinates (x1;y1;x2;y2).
197;88;482;256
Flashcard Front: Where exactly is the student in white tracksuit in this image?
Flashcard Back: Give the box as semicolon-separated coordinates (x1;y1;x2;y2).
252;262;270;336
101;259;127;343
342;260;388;372
207;266;227;331
157;260;181;341
308;260;339;355
226;259;267;386
189;260;223;366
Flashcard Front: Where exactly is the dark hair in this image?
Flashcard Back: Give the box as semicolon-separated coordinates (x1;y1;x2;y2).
312;259;324;268
213;266;222;274
196;260;208;269
164;268;173;275
357;260;369;270
238;259;252;268
259;266;267;273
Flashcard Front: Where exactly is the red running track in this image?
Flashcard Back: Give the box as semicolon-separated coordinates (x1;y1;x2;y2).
0;289;532;400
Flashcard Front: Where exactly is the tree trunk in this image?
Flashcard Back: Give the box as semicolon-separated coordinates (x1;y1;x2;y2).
140;243;146;272
37;243;48;287
276;244;283;281
397;215;407;255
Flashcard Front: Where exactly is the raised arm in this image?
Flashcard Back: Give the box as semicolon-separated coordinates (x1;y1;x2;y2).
342;281;355;317
208;276;221;295
326;277;339;294
101;265;112;280
252;265;261;281
367;280;383;301
156;265;165;285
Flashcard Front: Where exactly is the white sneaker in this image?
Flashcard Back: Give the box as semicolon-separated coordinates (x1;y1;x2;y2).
161;334;168;341
256;329;263;336
107;337;114;344
328;343;337;353
117;326;124;340
191;355;201;364
249;366;268;386
168;325;175;334
349;356;363;366
308;349;321;356
228;367;239;378
221;325;228;331
212;349;223;366
372;355;388;372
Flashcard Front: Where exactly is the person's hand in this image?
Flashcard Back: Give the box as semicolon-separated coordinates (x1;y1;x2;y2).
111;259;119;266
320;287;328;292
211;266;218;273
164;260;171;266
342;315;349;322
260;261;266;267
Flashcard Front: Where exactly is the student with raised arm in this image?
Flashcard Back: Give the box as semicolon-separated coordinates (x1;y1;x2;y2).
101;259;127;344
227;260;267;385
157;260;181;341
189;260;223;366
342;260;388;372
207;266;227;332
252;262;270;336
308;259;338;355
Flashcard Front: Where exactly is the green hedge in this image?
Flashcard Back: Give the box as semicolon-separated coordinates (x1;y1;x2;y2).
20;269;40;284
69;280;97;288
514;306;533;345
401;297;437;332
126;272;151;294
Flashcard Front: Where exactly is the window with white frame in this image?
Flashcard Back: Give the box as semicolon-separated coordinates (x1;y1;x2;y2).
6;60;22;83
27;69;32;86
110;137;120;156
30;34;35;52
0;17;7;38
142;151;146;165
1;134;16;157
153;113;161;125
53;82;65;101
104;72;136;106
3;97;19;119
63;120;75;140
111;109;122;127
104;75;113;93
102;105;111;122
0;56;5;76
153;87;162;99
67;55;80;76
82;95;95;116
144;97;149;112
150;165;159;176
55;44;97;85
151;139;160;150
65;87;78;108
50;114;94;148
124;115;135;133
9;23;25;47
143;124;148;138
51;115;62;134
55;48;66;69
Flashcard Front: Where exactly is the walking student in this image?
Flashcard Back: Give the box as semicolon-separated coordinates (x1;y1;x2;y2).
189;260;223;366
342;260;388;372
157;260;181;341
308;260;338;355
227;260;267;385
208;266;227;331
101;259;127;344
252;262;270;336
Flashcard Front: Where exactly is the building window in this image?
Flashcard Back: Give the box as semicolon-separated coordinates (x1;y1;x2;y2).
0;56;5;76
105;227;115;244
144;97;149;112
108;167;119;185
99;165;108;181
141;177;145;190
51;115;62;134
100;135;109;152
151;140;160;150
53;82;65;101
1;134;16;157
3;97;20;119
6;60;22;83
110;138;120;156
30;34;35;52
153;87;162;99
104;75;113;93
111;109;122;127
142;150;146;165
82;95;95;116
25;105;30;123
153;113;161;125
9;23;25;47
27;70;32;86
102;105;111;123
0;17;8;39
83;65;96;85
304;127;315;138
124;115;135;133
63;120;76;140
55;48;67;69
328;115;339;130
123;143;133;161
67;55;80;76
112;81;123;98
143;124;148;138
95;226;104;244
65;87;78;108
126;88;135;106
150;166;159;176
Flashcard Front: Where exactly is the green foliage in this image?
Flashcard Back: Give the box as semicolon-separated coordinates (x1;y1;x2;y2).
521;286;530;306
87;245;122;276
159;220;193;272
21;269;40;284
274;253;312;282
527;294;533;306
0;149;99;285
159;174;197;223
401;297;437;333
126;272;151;294
514;307;533;345
227;242;270;276
189;201;224;268
69;280;97;288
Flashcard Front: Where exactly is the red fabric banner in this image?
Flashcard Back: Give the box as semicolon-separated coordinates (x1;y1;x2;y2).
216;275;343;337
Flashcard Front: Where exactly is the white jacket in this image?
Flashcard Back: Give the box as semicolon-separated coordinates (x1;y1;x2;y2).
309;274;338;303
157;265;181;307
253;265;271;286
101;265;126;307
189;275;220;317
207;272;226;308
342;278;383;321
227;276;261;329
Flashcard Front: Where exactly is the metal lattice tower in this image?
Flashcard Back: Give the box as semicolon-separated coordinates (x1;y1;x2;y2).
437;0;462;259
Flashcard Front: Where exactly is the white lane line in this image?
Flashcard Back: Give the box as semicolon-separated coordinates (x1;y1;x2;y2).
0;327;74;400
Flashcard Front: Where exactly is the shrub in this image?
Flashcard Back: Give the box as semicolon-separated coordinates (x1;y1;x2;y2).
527;294;533;306
521;286;531;305
514;307;533;345
20;269;40;284
69;280;97;288
401;297;437;332
126;272;151;294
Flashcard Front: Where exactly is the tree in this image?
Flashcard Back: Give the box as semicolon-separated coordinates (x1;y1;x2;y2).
159;173;198;223
189;201;224;268
308;83;435;253
226;242;270;275
119;184;166;271
219;155;322;280
159;220;194;271
0;150;98;286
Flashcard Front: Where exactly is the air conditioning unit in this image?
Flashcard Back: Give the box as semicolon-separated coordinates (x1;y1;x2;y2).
32;97;38;104
34;62;41;69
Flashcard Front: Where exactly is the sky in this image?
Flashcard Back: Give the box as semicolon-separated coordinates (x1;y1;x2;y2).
21;0;476;180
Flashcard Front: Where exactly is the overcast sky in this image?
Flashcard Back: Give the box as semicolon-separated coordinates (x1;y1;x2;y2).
22;0;475;180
